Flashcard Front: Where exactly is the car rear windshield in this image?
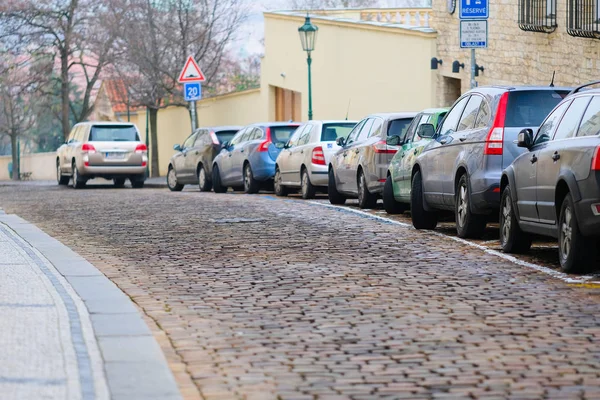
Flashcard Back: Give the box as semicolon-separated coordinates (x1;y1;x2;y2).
320;123;357;141
216;130;238;144
270;126;299;144
387;118;413;137
89;126;140;141
505;90;570;127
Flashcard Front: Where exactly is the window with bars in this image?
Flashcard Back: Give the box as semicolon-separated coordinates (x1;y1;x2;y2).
567;0;600;38
518;0;558;32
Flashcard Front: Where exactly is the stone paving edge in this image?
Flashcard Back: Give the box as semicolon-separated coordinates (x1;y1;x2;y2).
0;209;182;400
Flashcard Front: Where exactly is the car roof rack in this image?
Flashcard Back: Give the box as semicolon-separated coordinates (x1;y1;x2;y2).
568;80;600;96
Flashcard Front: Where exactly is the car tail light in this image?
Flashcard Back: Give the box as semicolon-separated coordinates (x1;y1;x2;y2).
312;146;326;165
373;140;396;154
142;161;147;167
484;92;508;156
81;143;96;154
258;127;272;152
135;143;148;154
591;146;600;170
209;131;219;145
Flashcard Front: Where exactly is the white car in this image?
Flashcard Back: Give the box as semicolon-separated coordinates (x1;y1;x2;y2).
274;120;357;199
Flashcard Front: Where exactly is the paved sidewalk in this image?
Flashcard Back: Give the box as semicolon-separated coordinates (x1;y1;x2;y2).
0;210;181;400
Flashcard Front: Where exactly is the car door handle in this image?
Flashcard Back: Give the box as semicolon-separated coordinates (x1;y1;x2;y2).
459;137;467;142
240;149;244;153
354;149;359;154
530;154;538;164
413;149;418;155
195;151;199;155
343;152;347;157
552;152;560;161
440;138;448;145
228;154;232;157
300;150;304;154
401;153;405;158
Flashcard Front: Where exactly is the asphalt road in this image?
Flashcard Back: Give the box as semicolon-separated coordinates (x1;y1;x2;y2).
2;182;600;400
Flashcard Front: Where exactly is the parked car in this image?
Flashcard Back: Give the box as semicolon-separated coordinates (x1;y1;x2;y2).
212;122;300;193
410;86;571;238
383;108;448;214
56;122;148;189
166;126;241;192
328;113;417;208
500;82;600;272
274;120;357;199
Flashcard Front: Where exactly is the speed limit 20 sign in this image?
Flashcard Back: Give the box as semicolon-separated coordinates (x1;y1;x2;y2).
184;82;202;101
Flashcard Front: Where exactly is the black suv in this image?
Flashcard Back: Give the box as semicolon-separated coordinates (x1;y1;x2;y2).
500;81;600;272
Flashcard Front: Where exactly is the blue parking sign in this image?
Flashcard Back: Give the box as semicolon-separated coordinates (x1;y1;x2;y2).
460;0;488;19
184;82;201;101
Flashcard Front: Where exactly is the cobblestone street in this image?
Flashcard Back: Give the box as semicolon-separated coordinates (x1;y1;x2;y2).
2;184;600;399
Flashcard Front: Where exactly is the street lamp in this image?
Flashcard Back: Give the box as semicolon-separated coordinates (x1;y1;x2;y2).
298;14;318;120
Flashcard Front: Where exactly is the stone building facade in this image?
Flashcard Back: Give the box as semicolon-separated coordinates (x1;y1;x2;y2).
432;0;600;106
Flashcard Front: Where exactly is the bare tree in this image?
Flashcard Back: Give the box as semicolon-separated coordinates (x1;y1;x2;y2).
109;0;247;177
289;0;380;9
1;0;117;141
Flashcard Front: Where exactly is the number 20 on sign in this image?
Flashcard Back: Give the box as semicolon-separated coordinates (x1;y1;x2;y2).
184;82;202;101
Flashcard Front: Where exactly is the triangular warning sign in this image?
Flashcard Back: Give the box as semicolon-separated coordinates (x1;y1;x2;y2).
178;56;206;83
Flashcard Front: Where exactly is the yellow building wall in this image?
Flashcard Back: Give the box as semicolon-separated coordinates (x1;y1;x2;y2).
0;152;56;181
260;13;438;121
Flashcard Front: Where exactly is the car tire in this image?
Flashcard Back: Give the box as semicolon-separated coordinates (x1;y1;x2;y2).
243;163;259;194
558;193;595;273
71;161;86;189
301;168;316;200
198;165;212;192
455;174;487;239
131;178;144;189
328;168;346;205
57;161;69;185
212;165;227;193
113;178;125;188
167;166;183;192
383;174;406;215
357;170;377;209
411;170;437;230
499;185;532;254
274;167;288;197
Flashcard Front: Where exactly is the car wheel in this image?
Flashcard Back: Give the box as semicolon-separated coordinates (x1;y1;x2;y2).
301;168;316;200
383;174;406;214
113;178;125;188
357;170;377;209
71;161;86;189
243;163;259;194
57;161;69;185
499;185;532;253
328;168;346;205
558;193;595;273
167;167;183;192
455;174;487;239
212;165;227;193
274;167;288;197
410;170;437;230
198;165;212;192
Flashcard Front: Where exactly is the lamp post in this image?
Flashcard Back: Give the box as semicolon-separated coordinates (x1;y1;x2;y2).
298;14;318;120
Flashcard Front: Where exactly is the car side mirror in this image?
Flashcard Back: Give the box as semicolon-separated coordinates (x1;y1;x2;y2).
275;142;285;149
386;135;401;146
517;128;534;148
173;144;182;152
221;141;229;149
417;123;436;139
336;137;346;147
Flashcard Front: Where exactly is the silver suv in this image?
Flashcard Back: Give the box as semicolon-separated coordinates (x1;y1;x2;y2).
328;113;416;208
411;86;570;237
56;122;147;188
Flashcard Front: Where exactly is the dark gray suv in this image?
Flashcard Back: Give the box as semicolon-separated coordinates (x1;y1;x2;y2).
500;82;600;273
411;86;570;238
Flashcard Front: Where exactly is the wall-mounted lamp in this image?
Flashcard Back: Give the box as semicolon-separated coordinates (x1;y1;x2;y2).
452;61;465;73
475;64;485;77
430;57;443;70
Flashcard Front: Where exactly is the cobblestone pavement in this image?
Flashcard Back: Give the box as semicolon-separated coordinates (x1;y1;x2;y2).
2;183;600;400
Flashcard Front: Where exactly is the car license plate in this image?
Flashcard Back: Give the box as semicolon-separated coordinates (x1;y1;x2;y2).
105;152;126;160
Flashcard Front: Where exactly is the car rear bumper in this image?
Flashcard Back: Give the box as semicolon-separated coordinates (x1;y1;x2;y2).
470;169;501;214
81;165;147;178
251;155;276;181
308;164;328;187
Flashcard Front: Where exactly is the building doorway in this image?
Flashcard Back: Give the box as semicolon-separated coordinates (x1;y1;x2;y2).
442;77;461;107
275;87;301;122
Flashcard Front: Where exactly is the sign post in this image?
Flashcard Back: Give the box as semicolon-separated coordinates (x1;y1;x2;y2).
178;56;206;133
459;0;488;89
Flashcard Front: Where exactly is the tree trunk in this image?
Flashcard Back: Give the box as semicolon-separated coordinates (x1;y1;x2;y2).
60;48;71;141
149;107;159;177
10;135;19;181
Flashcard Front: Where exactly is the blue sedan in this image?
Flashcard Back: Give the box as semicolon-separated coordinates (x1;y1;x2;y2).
212;122;300;193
